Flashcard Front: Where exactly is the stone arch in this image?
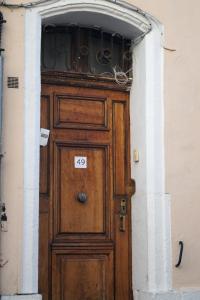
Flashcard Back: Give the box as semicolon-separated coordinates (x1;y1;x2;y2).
22;1;170;298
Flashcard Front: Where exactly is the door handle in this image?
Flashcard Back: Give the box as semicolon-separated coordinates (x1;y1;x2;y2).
77;192;87;204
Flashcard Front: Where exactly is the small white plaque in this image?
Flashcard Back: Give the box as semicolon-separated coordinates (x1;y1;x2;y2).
40;128;50;147
74;156;87;168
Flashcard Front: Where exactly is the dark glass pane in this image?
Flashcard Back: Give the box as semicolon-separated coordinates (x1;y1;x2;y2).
41;25;132;80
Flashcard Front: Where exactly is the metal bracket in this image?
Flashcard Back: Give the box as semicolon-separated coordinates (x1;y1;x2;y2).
175;241;184;267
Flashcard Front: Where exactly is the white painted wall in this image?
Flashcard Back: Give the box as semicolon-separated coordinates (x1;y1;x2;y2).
131;20;172;295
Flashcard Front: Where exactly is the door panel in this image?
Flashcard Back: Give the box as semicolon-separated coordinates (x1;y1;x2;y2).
56;145;106;234
54;94;108;129
113;101;126;196
52;249;113;300
39;82;133;300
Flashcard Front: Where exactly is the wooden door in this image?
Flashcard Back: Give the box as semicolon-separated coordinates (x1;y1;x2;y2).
39;77;134;300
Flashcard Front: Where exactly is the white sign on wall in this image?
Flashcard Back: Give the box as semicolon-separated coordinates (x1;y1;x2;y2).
74;156;87;168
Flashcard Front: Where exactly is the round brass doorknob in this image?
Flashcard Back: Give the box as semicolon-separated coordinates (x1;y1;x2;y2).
77;192;87;204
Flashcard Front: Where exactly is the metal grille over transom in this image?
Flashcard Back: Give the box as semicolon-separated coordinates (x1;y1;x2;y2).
41;25;132;80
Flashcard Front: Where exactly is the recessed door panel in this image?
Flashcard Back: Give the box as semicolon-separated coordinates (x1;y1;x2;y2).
113;101;126;197
52;249;113;300
55;144;107;234
54;94;108;130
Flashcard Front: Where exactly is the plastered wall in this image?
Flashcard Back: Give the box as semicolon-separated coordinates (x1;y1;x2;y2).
1;0;200;294
0;7;25;294
129;0;200;288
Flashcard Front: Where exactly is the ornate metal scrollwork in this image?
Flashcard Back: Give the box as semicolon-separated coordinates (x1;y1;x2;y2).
123;50;132;61
41;25;132;84
96;48;112;65
80;45;89;56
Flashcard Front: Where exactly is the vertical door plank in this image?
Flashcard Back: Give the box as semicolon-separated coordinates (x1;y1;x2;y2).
112;98;132;299
112;101;126;197
39;94;50;300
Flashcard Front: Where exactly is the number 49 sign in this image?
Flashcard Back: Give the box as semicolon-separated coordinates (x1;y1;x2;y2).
74;156;87;169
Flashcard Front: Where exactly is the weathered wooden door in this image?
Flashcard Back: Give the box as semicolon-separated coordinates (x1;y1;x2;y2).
39;76;134;300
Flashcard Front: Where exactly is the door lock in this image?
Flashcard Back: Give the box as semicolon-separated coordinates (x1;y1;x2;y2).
119;199;127;232
120;199;127;215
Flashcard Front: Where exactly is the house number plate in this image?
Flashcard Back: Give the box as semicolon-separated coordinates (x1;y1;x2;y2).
74;156;87;168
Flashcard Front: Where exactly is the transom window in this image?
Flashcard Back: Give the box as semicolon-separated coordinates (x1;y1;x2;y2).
41;25;132;82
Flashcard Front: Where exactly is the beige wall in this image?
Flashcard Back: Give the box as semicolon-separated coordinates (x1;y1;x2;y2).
129;0;200;288
0;7;25;294
1;0;200;294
